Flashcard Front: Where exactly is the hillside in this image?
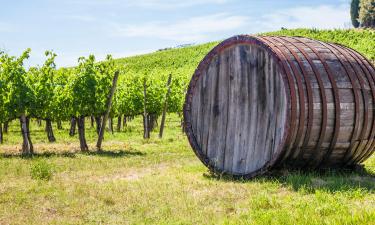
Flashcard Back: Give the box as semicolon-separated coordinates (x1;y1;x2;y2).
114;28;374;75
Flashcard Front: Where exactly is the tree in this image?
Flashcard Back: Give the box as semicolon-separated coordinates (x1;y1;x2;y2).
359;0;375;28
0;49;33;154
69;55;97;151
93;55;116;135
0;51;6;144
28;51;57;142
351;0;360;28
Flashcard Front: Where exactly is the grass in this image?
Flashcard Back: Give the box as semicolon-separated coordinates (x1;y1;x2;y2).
0;115;374;224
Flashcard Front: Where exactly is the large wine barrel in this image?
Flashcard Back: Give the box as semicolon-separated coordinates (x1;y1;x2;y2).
183;35;375;178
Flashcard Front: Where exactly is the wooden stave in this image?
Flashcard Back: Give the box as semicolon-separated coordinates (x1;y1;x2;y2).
183;36;293;178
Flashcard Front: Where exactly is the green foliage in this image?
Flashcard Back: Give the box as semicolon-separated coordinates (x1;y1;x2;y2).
67;54;117;118
52;68;72;121
351;0;360;28
70;55;98;117
0;49;32;120
113;42;218;116
27;51;57;120
359;0;375;28
30;160;54;180
95;55;117;116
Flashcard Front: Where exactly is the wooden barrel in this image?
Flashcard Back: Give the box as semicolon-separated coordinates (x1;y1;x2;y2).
183;35;375;178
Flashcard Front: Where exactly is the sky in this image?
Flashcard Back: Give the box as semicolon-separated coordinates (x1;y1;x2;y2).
0;0;352;67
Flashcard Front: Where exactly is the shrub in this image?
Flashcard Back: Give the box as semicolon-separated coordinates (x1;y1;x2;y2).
30;160;54;180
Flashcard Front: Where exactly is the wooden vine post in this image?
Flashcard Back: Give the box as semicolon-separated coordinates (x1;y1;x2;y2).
3;121;8;133
117;115;122;132
69;117;76;136
96;71;120;151
143;78;150;139
159;74;172;138
0;123;3;144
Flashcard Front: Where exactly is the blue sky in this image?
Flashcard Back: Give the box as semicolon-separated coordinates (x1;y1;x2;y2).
0;0;351;67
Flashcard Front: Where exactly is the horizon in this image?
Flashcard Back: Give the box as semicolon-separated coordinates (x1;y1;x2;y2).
0;0;351;68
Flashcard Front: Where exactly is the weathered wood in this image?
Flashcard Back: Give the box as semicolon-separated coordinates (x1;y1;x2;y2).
0;123;3;144
143;78;150;139
97;71;120;150
57;120;63;130
189;43;287;175
117;115;122;132
159;74;173;138
184;35;375;178
69;117;76;136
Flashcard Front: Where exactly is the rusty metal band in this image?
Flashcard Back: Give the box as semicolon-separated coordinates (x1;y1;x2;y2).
347;49;375;163
330;44;371;165
265;36;307;158
304;40;341;167
257;36;299;163
183;35;293;178
322;43;365;166
278;36;314;165
288;37;328;168
342;46;375;163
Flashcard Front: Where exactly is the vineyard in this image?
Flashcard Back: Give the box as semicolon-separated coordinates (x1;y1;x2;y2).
0;28;374;224
0;28;374;154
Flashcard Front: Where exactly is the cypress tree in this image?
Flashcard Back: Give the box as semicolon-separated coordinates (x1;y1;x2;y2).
351;0;360;28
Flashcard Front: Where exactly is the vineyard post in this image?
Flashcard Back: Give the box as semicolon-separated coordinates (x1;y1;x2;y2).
97;70;120;151
143;78;150;139
117;115;122;132
108;117;114;134
69;117;76;136
57;120;63;130
123;116;127;128
3;121;8;133
0;123;3;144
159;74;172;138
90;116;95;128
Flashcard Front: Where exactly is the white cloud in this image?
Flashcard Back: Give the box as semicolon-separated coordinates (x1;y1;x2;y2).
110;13;249;42
64;0;229;9
256;4;351;32
125;0;229;9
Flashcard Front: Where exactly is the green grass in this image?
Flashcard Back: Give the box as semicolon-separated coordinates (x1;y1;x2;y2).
113;29;374;78
0;115;374;224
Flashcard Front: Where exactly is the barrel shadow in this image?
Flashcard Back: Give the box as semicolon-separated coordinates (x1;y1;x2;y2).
203;166;375;193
